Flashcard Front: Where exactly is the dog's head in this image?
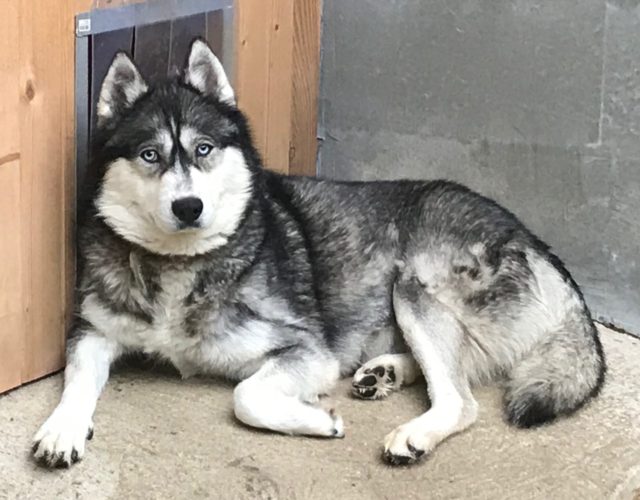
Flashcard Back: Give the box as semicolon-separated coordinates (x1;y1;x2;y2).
93;39;256;256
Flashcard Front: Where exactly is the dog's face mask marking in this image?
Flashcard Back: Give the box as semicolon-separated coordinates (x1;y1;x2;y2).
94;40;252;256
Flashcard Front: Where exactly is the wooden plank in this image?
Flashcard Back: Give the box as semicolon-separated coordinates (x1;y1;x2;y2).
264;0;294;173
17;0;35;390
72;0;92;12
235;0;321;174
289;0;321;176
0;160;25;393
19;0;72;381
0;162;24;317
0;0;20;158
0;315;24;392
0;0;26;394
235;0;274;167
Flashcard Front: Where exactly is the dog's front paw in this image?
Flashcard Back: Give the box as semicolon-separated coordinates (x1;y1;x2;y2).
328;408;345;438
32;408;94;468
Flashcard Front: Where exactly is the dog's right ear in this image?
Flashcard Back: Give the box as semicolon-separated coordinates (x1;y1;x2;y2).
96;52;148;126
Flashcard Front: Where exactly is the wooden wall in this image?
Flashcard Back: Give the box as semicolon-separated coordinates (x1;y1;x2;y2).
236;0;321;175
0;0;321;393
0;0;79;392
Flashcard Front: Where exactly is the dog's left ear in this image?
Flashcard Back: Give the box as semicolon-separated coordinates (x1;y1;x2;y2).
184;38;235;105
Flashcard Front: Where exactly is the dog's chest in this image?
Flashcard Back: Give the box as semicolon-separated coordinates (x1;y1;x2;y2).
82;264;276;379
87;267;201;350
147;268;201;349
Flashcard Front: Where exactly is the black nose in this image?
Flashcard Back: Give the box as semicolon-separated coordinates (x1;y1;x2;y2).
171;197;203;226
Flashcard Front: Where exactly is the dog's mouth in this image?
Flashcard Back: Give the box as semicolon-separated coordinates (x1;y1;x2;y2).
147;212;204;235
176;221;202;232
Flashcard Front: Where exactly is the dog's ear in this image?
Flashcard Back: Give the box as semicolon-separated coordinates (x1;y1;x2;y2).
97;52;148;126
183;38;235;105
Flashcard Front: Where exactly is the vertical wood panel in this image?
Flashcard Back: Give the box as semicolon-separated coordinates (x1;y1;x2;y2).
264;0;294;173
235;0;274;166
19;0;73;381
0;0;20;158
0;161;25;393
0;0;25;393
17;0;35;390
289;0;321;176
235;0;321;174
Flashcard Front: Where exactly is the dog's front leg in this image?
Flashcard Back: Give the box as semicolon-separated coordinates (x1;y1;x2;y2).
233;351;344;438
32;332;122;467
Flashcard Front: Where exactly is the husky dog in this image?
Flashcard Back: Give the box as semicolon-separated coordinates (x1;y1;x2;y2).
33;39;605;468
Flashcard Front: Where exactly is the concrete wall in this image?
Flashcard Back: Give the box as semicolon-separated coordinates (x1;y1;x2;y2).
319;0;640;334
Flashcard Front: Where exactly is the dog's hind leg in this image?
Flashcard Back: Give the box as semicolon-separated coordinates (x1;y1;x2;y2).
383;275;478;465
352;353;420;400
233;349;344;438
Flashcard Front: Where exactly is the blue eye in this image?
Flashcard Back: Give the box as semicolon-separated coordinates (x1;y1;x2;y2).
140;149;159;163
196;143;214;157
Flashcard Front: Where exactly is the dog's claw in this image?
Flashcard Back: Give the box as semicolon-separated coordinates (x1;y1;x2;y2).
383;443;426;466
384;450;413;466
407;443;425;458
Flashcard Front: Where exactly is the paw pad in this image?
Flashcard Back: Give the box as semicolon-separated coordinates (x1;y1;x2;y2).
352;364;398;400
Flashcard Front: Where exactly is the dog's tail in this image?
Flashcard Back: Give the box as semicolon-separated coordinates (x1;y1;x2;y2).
503;313;606;428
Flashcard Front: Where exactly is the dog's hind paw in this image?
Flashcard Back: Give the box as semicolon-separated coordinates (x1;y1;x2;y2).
382;423;429;466
383;444;426;466
352;362;400;400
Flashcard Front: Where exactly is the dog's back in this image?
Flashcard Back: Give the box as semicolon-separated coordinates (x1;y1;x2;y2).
269;173;605;431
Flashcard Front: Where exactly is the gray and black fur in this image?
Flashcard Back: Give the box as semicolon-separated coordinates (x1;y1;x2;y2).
33;39;605;468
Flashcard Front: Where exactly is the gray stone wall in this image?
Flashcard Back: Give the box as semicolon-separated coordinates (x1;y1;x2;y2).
319;0;640;333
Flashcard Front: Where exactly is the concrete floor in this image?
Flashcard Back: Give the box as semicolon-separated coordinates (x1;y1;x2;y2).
1;326;639;500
